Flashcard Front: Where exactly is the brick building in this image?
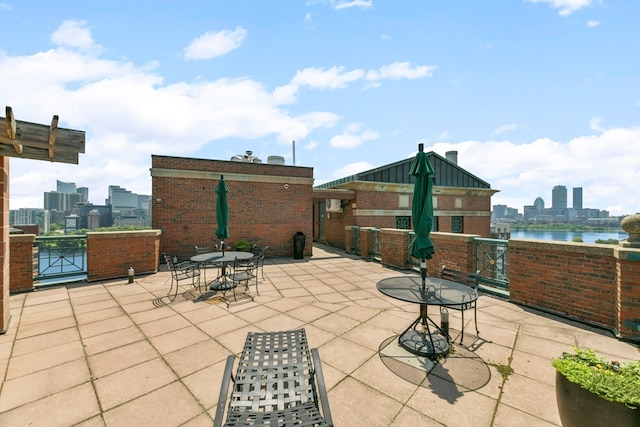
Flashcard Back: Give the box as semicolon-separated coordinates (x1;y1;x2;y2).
314;150;498;248
151;155;315;261
151;150;497;259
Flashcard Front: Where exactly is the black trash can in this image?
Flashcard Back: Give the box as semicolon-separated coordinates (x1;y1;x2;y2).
293;232;306;259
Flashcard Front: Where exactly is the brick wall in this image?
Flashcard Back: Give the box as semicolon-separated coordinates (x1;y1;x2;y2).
509;240;639;341
9;234;36;292
151;155;314;260
380;228;411;269
87;230;161;282
509;240;616;326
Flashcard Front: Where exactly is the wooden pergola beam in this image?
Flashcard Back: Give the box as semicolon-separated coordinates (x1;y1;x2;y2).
0;106;85;164
4;106;22;155
49;115;58;159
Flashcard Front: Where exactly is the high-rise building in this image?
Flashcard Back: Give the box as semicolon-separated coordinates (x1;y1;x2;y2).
552;185;567;215
56;180;76;194
44;191;65;211
77;187;89;202
534;197;544;215
108;185;138;210
573;187;583;210
492;204;507;220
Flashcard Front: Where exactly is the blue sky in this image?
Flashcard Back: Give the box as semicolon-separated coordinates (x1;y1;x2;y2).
1;0;638;216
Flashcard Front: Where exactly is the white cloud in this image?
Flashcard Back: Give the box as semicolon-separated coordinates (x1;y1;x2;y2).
329;123;379;149
493;123;517;135
273;62;434;103
51;20;101;53
366;62;436;81
333;0;373;10
526;0;593;16
332;161;375;178
589;117;603;131
586;20;600;27
183;27;247;60
437;131;450;141
305;140;319;150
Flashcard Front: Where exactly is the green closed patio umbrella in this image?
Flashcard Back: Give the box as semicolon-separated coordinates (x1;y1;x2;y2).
216;175;230;255
408;143;436;287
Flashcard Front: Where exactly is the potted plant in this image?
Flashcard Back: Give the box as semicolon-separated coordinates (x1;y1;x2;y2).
235;239;254;252
552;347;639;427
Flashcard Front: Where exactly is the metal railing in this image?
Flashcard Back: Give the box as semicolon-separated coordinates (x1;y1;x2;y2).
369;228;381;260
34;235;88;285
475;237;510;294
351;227;361;255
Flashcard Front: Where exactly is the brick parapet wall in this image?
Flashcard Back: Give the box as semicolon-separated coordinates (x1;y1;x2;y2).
9;234;36;292
87;230;161;282
427;232;478;275
380;228;411;269
509;239;640;341
359;227;376;258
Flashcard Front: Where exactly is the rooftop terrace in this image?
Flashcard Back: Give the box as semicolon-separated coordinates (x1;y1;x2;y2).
1;243;637;426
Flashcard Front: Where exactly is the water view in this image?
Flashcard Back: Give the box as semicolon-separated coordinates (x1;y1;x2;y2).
510;230;628;244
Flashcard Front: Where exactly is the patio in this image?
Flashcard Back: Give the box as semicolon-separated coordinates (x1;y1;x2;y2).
1;243;637;427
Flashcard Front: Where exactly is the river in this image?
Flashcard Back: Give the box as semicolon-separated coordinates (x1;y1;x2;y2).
509;230;628;244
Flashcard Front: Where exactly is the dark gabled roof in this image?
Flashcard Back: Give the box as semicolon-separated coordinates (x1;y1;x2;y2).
315;151;491;189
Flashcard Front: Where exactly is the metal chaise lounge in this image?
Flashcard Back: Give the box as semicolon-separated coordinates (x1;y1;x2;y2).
214;329;333;427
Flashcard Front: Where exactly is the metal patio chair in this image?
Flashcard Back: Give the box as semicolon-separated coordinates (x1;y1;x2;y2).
440;265;480;342
226;255;259;296
163;253;201;300
251;245;269;280
214;329;333;427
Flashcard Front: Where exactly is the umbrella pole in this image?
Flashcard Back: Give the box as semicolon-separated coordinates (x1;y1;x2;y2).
221;240;224;256
420;259;427;289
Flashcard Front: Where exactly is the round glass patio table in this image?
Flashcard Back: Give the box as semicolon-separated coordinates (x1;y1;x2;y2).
377;275;477;357
191;251;254;288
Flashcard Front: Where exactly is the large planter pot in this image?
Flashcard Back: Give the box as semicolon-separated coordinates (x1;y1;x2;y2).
555;372;639;427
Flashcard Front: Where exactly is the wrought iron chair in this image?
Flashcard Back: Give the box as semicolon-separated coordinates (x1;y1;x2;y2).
226;255;259;296
214;329;333;427
163;253;201;300
440;265;480;342
251;245;269;280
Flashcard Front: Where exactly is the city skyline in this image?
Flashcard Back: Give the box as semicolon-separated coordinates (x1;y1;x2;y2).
1;1;639;215
495;183;612;220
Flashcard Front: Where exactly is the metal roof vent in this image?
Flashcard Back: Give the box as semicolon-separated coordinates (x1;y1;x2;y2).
267;155;285;165
231;150;262;163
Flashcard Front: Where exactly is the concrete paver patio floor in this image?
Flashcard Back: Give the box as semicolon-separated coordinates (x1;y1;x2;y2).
1;243;638;426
